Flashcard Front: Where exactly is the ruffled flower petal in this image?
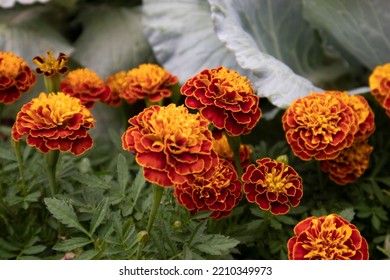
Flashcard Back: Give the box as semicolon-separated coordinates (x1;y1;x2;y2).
369;63;390;117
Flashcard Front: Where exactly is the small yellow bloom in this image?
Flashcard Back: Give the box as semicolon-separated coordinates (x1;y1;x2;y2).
32;50;69;77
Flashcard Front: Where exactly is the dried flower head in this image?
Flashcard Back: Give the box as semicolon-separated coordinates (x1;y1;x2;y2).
60;68;110;108
0;51;36;104
282;92;358;161
174;158;242;219
121;104;218;187
369;63;390;116
321;140;373;185
12;92;95;155
288;214;369;260
32;50;69;77
242;157;303;215
181;66;261;136
119;64;178;104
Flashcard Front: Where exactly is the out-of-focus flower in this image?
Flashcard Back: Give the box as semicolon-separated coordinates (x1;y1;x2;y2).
119;64;178;104
32;50;69;77
181;66;261;136
60;68;110;108
287;214;369;260
12;92;95;155
174;158;242;219
213;133;252;168
121;104;218;187
105;71;127;107
242;157;303;215
282;92;358;161
369;63;390;116
0;51;36;104
321;140;373;185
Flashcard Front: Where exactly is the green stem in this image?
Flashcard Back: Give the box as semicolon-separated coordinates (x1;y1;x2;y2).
227;134;243;178
0;103;4;121
45;150;60;197
44;74;60;93
136;184;164;258
12;140;27;197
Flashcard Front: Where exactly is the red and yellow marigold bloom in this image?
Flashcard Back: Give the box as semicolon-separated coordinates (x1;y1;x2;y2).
369;63;390;116
288;214;369;260
121;104;218;187
12;92;95;155
213;133;252;169
60;68;110;108
242;157;303;215
174;158;242;219
0;51;36;104
321;140;373;185
119;63;178;104
32;50;69;77
181;66;261;136
105;71;127;107
282;92;358;161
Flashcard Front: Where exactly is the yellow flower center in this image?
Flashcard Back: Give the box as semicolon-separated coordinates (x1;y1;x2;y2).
264;166;292;192
302;215;356;259
212;67;253;100
32;50;68;76
28;92;94;126
0;52;26;78
196;163;232;199
127;64;171;91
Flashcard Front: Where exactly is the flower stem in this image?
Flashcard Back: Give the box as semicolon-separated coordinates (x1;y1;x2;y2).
45;150;60;197
0;103;4;120
136;184;164;258
12;140;27;197
227;134;243;178
44;74;60;93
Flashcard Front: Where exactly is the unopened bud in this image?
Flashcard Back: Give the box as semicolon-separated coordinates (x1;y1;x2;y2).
137;230;149;243
275;155;289;165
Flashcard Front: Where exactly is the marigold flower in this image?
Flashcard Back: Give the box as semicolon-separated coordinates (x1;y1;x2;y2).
213;133;252;169
119;63;178;104
12;92;95;155
287;214;369;260
181;66;261;136
321;140;373;185
32;50;69;77
242;157;303;215
0;51;36;104
121;104;218;187
60;68;110;108
369;63;390;116
105;71;127;107
282;92;358;161
174;158;242;219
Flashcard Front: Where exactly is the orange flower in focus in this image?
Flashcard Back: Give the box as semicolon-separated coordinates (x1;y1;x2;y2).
32;50;69;77
174;158;242;219
282;92;358;161
61;68;110;108
121;104;218;187
242;158;303;215
321;140;373;185
288;214;369;260
12;92;94;155
119;64;178;104
105;71;127;107
181;66;261;136
213;133;252;169
0;51;35;104
369;63;390;116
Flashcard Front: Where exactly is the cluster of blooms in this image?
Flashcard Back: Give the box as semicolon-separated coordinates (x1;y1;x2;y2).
282;90;375;185
369;63;390;116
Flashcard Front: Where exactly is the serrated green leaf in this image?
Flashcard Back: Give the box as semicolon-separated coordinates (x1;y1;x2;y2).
275;215;297;225
269;218;282;230
128;168;146;213
44;198;90;237
374;207;389;221
117;154;129;193
75;249;99;260
53;237;93;252
0;147;16;161
0;237;20;252
338;208;355;222
194;234;239;255
22;245;46;255
371;214;381;231
73;173;111;190
89;198;110;235
376;177;390;186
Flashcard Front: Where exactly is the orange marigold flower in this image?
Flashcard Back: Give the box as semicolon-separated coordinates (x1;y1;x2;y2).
242;157;303;215
181;66;261;136
369;63;390;116
105;71;127;107
119;63;178;104
0;51;36;104
213;133;252;168
32;50;69;77
60;68;110;108
321;140;373;185
282;92;358;161
121;104;218;187
287;214;369;260
174;158;242;219
12;92;95;155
